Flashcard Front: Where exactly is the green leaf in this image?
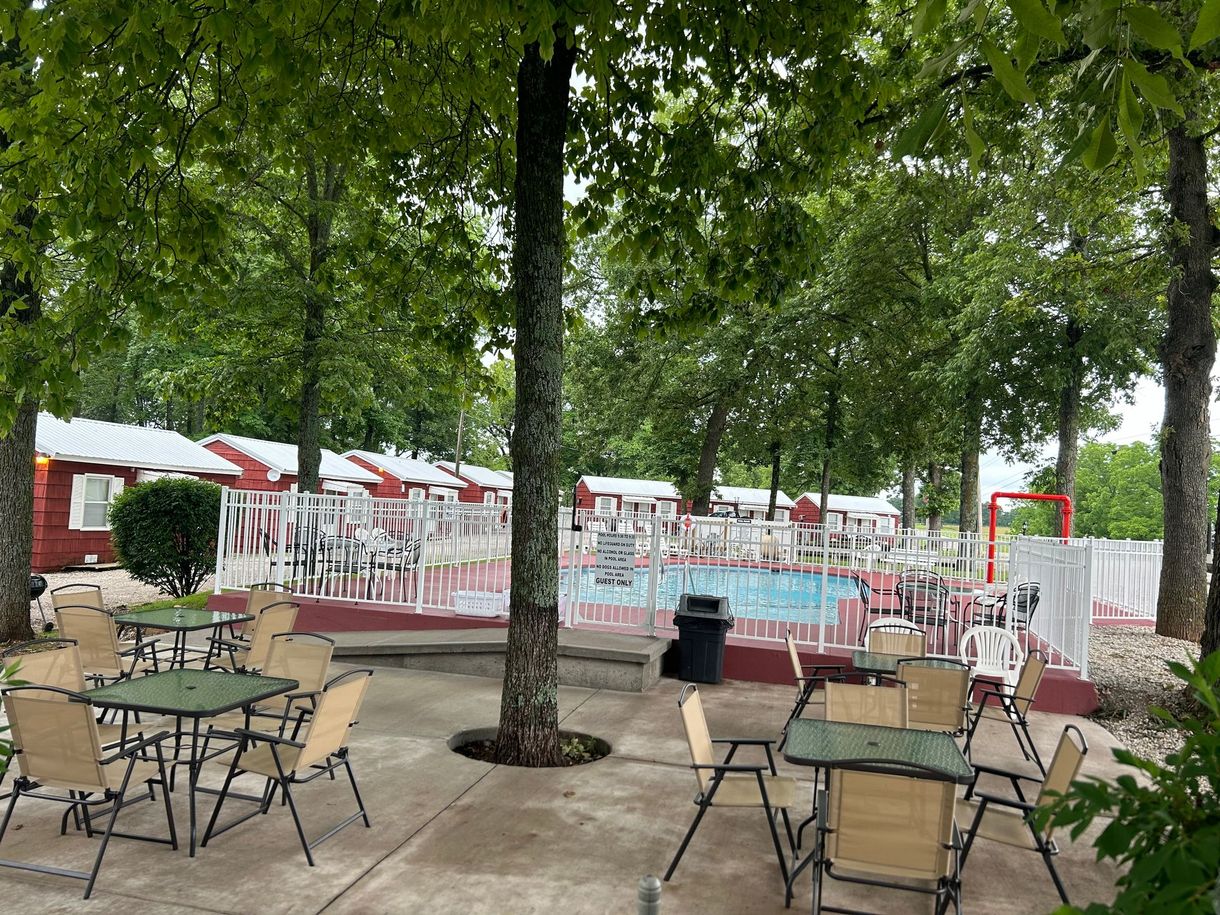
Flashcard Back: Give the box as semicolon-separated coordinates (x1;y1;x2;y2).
1117;75;1147;181
1121;58;1184;114
1006;0;1067;45
1081;118;1117;170
913;0;949;36
892;98;950;158
1190;0;1220;49
1124;5;1185;59
980;37;1036;104
961;94;986;173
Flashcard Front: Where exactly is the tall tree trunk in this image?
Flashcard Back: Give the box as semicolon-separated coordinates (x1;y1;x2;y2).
927;463;943;533
0;199;40;642
958;401;981;535
1055;314;1084;536
689;392;732;516
1157;125;1215;641
901;461;917;531
819;380;841;520
766;439;781;521
297;290;324;493
496;35;575;767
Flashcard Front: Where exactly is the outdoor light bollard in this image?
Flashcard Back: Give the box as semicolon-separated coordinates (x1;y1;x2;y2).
636;874;662;915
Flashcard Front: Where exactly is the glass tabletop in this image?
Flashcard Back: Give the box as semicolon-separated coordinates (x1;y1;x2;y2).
782;718;973;783
84;669;297;717
111;608;254;632
851;650;964;675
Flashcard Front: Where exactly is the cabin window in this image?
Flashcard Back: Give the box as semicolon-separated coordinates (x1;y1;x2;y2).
408;488;425;501
69;473;124;531
774;508;789;522
596;496;615;514
484;491;495;506
656;501;676;518
826;512;842;530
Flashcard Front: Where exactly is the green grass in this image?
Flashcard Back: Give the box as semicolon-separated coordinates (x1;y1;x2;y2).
122;591;211;614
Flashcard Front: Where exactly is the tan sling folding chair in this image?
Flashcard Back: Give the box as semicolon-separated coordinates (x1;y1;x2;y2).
54;604;160;683
664;684;798;888
206;601;299;673
958;724;1088;906
963;649;1049;773
201;669;374;865
234;583;295;641
0;640;140;749
824;680;909;728
778;629;845;750
810;762;962;914
50;583;104;612
898;658;971;734
0;686;175;899
865;620;926;658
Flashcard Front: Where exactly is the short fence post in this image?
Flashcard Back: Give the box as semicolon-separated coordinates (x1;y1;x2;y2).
637;875;662;915
415;505;432;614
214;486;230;594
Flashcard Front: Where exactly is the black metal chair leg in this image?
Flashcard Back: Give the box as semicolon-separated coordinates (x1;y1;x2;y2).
280;779;315;866
664;800;711;881
343;756;370;827
1042;847;1070;904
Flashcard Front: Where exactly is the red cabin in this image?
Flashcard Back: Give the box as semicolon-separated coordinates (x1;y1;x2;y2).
342;450;463;502
574;475;683;519
791;492;901;533
434;461;512;507
32;413;243;572
197;433;380;495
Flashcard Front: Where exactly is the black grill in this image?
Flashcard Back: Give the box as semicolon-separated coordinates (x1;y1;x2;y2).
29;574;48;600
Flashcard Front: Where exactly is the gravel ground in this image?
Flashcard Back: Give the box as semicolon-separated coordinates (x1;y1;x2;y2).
1088;624;1199;761
27;568;214;630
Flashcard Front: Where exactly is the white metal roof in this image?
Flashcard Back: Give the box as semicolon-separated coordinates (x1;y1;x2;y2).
710;485;795;509
579;475;681;500
435;461;514;490
197;433;380;484
798;492;901;516
342;450;462;488
36;413;242;476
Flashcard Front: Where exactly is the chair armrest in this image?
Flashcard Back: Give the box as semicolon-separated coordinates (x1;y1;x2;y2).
118;636;162;656
711;737;777;746
283;689;321;702
207;636;244;650
970;761;1042;783
98;730;172;765
971;790;1037;813
234;727;306;749
690;762;770;773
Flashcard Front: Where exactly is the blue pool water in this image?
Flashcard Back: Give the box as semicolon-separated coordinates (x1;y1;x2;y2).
562;564;857;625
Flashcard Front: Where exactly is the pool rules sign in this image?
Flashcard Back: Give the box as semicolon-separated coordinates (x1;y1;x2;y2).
594;532;636;588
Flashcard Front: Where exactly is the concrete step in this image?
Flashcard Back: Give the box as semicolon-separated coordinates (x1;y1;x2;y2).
328;627;670;692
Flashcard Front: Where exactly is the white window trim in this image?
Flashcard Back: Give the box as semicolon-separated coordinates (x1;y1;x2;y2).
70;473;123;532
483;491;496;506
774;508;789;522
826;512;842;530
408;487;426;501
595;496;616;514
656;501;676;518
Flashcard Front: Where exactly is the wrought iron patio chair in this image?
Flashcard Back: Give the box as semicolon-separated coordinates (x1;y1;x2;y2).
897;571;954;653
959;625;1024;688
778;629;845;750
963;649;1049;774
0;686;176;899
958;724;1088;906
965;581;1041;630
321;536;377;599
808;761;962;914
897;658;971;735
206;600;299;673
864;619;926;657
54;604;160;684
664;684;797;888
850;571;899;645
201;669;374;865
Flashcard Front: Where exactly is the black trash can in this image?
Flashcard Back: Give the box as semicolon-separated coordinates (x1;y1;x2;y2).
674;594;734;683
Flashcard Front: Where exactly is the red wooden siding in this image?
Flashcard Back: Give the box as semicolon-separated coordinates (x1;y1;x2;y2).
32;458;233;572
202;441;297;492
344;454;408;499
791;496;821;525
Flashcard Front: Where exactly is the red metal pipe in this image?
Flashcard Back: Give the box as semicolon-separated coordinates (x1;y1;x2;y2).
986;490;1073;583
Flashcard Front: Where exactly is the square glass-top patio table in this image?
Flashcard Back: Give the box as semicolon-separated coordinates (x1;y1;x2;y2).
781;717;973;783
851;650;965;678
112;608;254;669
85;669;297;856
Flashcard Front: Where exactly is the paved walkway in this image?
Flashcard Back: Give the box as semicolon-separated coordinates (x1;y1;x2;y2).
0;668;1122;913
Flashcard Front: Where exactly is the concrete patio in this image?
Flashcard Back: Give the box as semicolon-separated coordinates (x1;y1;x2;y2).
0;666;1124;913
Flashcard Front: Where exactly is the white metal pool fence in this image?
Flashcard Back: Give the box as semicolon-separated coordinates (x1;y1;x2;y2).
215;489;1164;676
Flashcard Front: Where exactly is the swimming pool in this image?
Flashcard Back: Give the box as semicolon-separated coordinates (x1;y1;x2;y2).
562;564;857;625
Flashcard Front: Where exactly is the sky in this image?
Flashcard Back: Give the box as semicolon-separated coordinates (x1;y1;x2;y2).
978;375;1220;496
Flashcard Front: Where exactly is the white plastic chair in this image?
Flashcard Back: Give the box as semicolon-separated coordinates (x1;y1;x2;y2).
959;625;1024;688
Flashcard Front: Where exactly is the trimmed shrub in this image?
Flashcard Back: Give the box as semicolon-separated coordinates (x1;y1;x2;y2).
109;477;222;598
